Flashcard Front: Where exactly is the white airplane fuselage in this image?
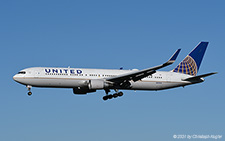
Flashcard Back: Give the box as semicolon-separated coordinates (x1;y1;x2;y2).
13;42;216;100
13;67;200;91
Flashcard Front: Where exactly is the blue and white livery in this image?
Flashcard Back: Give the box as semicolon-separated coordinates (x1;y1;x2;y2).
172;42;208;76
13;42;217;100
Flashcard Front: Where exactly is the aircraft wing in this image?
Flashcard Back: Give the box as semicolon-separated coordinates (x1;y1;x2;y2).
106;49;181;84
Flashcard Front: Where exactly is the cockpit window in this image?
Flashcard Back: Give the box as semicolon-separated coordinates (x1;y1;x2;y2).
18;71;26;74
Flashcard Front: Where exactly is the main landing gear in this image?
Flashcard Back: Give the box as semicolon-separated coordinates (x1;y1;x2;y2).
103;89;123;101
26;85;32;96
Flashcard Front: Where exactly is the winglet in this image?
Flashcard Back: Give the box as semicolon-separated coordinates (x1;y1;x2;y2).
168;49;181;64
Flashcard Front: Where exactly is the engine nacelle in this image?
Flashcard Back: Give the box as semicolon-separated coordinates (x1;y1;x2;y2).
73;79;109;94
73;87;96;95
88;79;105;89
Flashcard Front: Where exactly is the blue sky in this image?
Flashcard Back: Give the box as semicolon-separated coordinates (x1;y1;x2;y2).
0;0;224;140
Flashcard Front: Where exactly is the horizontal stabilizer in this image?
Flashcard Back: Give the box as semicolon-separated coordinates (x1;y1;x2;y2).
182;72;217;81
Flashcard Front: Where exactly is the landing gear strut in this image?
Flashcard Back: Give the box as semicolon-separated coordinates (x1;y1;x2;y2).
103;89;123;101
27;85;32;96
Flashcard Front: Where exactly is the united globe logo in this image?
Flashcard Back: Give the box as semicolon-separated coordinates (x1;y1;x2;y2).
173;55;198;76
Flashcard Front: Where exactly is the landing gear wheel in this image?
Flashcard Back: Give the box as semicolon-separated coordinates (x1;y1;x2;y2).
102;90;124;101
108;94;113;99
103;96;108;101
113;93;118;98
118;92;123;97
26;85;32;96
28;91;32;96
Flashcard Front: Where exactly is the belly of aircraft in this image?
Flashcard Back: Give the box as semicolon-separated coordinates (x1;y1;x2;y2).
130;81;187;90
18;77;86;88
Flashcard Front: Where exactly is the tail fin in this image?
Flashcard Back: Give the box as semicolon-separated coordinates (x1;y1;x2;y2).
172;42;209;76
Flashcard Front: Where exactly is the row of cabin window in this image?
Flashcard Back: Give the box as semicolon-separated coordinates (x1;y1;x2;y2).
45;73;115;77
154;76;163;79
45;73;68;75
103;74;116;77
146;76;162;79
71;74;85;76
89;74;116;77
45;73;162;79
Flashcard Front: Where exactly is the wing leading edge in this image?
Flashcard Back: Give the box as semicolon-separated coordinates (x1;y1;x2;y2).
106;49;181;84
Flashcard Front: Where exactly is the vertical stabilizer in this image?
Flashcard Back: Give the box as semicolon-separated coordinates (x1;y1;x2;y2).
172;42;208;76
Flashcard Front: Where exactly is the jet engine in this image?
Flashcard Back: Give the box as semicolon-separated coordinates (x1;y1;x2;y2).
73;79;109;94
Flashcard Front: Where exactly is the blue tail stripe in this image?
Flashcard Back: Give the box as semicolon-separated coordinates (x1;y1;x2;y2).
189;42;208;71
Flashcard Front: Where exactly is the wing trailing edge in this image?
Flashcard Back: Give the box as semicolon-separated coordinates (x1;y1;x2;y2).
106;49;181;83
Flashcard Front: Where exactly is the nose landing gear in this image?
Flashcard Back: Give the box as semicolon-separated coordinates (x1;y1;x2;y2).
28;91;32;96
26;85;32;96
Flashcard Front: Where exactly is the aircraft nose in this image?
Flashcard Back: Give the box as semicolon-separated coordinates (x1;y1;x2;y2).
13;74;19;82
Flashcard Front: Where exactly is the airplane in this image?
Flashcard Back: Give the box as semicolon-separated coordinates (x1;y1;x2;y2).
13;42;217;100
